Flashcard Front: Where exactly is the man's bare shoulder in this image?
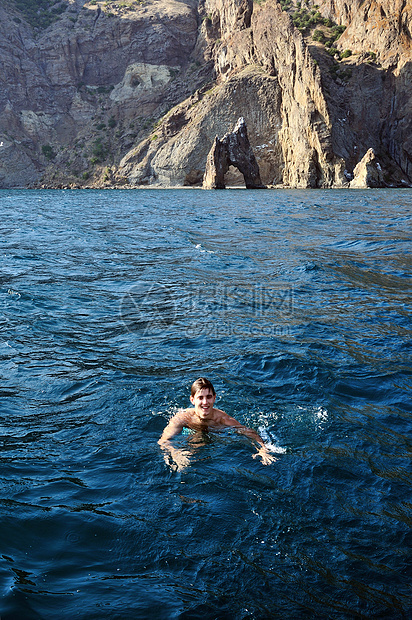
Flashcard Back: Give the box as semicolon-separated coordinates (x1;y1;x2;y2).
210;408;241;427
175;407;204;426
158;408;192;442
213;407;226;415
212;407;227;419
179;407;195;419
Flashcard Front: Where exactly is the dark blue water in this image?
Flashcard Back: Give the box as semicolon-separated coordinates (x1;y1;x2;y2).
1;189;411;619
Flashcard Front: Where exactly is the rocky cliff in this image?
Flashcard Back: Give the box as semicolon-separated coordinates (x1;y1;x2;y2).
0;0;203;187
315;0;412;184
0;0;411;188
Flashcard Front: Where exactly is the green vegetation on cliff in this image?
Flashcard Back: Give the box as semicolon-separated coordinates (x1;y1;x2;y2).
8;0;67;29
279;2;348;60
288;3;346;40
41;144;56;160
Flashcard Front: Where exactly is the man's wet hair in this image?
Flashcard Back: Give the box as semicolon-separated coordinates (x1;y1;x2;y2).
190;377;216;397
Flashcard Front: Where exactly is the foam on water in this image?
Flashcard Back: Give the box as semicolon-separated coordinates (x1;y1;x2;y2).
257;426;287;454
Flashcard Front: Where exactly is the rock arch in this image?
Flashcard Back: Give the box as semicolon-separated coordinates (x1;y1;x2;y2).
202;118;265;189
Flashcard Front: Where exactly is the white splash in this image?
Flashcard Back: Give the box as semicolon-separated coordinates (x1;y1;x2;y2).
194;243;214;254
314;406;328;422
258;425;287;454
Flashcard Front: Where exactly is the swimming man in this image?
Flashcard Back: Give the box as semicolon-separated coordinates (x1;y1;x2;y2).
158;377;276;469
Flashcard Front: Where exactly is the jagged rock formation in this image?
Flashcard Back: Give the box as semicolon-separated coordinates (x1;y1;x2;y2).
350;148;385;188
119;0;346;188
0;0;411;188
325;0;412;67
202;117;264;188
314;0;412;185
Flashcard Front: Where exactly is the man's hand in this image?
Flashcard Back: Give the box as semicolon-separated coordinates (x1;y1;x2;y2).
161;443;191;471
252;446;277;465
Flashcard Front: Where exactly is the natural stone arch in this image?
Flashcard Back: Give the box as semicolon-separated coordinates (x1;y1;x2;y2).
202;118;265;189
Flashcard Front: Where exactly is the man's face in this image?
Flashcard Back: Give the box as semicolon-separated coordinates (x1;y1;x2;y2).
190;388;216;419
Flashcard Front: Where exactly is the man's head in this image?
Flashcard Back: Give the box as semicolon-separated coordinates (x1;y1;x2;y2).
190;378;216;420
190;377;216;398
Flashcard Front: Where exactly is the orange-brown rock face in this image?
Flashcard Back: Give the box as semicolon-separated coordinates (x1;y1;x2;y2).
119;0;411;188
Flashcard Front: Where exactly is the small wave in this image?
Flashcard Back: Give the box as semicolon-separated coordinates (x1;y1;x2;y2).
194;243;214;254
313;405;328;422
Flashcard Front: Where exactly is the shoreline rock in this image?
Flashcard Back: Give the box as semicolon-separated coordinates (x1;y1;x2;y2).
349;148;386;188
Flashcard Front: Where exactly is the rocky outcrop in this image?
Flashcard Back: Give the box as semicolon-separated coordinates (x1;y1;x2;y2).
250;0;346;187
324;0;412;68
350;148;385;188
202;117;264;188
312;1;365;26
121;0;411;189
207;0;344;187
119;70;283;186
315;0;412;183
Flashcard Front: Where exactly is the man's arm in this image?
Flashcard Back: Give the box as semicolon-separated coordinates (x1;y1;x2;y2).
158;413;185;444
221;413;277;465
158;413;191;471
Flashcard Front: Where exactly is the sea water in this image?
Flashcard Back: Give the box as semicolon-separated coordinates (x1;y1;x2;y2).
0;188;411;619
